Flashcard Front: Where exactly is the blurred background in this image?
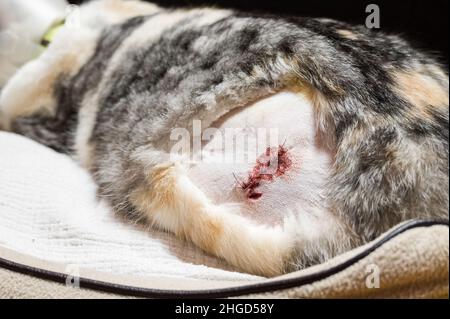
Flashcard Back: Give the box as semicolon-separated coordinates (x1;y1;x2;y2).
68;0;449;65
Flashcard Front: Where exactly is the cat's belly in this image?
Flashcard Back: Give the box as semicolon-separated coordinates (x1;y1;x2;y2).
186;91;334;225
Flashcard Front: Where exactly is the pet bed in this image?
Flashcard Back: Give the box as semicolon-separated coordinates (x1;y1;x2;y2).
0;131;448;298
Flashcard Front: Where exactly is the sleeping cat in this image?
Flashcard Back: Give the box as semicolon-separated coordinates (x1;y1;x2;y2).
0;0;448;277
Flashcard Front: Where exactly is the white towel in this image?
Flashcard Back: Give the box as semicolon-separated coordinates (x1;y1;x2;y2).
0;131;259;281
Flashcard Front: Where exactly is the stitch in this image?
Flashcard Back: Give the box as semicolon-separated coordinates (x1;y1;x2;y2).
238;145;293;200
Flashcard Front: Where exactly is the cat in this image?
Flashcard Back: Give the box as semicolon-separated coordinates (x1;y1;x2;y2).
0;0;448;277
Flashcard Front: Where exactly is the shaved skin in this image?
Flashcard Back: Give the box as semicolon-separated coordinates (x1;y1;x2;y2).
187;91;334;226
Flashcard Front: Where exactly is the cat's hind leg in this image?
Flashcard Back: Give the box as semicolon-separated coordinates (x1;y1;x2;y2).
125;157;296;277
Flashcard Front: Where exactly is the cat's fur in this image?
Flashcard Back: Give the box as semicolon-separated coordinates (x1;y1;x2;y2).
0;0;448;276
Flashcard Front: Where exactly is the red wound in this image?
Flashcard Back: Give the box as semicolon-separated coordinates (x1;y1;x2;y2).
237;144;292;200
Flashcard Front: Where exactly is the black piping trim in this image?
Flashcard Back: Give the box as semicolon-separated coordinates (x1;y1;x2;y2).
0;219;448;298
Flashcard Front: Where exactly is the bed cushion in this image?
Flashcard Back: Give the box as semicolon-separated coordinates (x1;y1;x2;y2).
0;221;447;298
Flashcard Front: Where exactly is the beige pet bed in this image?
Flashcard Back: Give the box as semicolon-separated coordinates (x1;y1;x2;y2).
0;220;448;299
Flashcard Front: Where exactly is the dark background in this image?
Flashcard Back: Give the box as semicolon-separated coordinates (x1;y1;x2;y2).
69;0;449;65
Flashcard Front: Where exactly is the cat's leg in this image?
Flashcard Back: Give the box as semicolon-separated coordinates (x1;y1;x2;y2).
112;149;297;277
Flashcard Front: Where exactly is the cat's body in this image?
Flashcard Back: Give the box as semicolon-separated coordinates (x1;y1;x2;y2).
0;0;448;276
